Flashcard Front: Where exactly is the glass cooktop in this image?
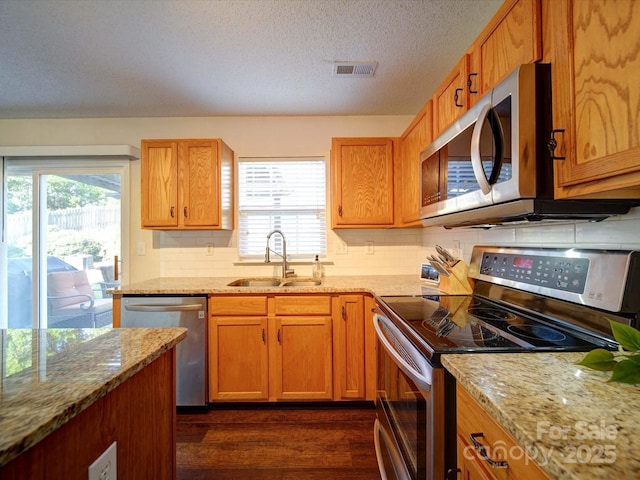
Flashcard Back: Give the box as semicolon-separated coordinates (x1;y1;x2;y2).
377;294;613;361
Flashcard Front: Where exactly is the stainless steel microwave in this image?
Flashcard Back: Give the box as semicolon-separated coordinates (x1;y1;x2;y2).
419;63;636;228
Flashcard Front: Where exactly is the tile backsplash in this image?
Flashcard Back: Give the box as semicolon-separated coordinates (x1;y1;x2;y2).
424;206;640;262
157;207;640;278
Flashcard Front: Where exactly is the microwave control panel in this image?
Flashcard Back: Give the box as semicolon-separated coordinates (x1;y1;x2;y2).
479;252;590;294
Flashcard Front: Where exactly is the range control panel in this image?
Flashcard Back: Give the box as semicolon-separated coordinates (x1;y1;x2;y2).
470;246;640;312
479;252;590;293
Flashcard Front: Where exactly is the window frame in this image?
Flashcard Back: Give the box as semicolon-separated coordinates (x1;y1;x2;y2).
236;156;328;261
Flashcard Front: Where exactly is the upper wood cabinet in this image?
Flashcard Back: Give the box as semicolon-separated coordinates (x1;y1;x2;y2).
467;0;542;106
399;101;433;226
543;0;640;199
141;138;234;230
433;56;470;136
331;137;396;228
432;0;541;136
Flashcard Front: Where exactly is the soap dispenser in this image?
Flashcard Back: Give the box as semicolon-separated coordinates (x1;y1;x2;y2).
312;255;324;281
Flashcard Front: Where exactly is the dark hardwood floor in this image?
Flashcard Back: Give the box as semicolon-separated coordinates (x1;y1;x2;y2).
176;403;382;480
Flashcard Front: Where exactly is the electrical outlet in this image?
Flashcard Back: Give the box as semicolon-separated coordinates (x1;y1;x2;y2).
136;241;146;256
365;241;374;255
335;240;348;254
206;243;214;256
452;240;461;257
88;441;117;480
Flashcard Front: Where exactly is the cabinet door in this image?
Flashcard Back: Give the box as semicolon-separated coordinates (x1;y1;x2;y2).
457;384;552;480
333;295;365;400
434;56;469;136
399;102;433;226
209;316;269;401
141;140;179;227
468;0;542;106
331;138;395;228
270;317;333;400
546;0;640;198
180;140;220;228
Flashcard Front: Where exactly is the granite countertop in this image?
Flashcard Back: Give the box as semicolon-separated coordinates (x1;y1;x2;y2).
0;327;187;468
443;352;640;479
111;274;439;297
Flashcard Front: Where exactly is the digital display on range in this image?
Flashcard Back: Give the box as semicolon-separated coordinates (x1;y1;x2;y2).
480;252;590;294
513;257;533;269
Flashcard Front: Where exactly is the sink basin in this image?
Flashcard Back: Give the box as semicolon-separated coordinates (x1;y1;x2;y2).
227;278;282;287
227;277;322;287
280;279;322;287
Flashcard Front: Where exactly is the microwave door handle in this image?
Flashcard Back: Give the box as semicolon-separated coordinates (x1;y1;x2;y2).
470;103;494;195
486;106;505;184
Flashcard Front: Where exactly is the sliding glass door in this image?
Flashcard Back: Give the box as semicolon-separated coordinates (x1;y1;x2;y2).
2;160;128;329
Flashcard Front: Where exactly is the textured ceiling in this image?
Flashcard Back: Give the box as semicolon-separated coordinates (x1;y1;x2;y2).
0;0;503;119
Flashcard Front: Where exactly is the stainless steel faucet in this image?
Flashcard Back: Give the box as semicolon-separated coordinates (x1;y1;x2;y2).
265;229;295;278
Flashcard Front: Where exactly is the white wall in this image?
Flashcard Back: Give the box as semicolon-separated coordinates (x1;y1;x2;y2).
2;115;639;284
0;115;425;283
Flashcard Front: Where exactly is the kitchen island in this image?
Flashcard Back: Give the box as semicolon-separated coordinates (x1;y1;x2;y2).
0;327;186;479
443;352;640;479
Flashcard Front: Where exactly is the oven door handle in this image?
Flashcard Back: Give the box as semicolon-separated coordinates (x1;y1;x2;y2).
374;313;433;391
374;418;411;480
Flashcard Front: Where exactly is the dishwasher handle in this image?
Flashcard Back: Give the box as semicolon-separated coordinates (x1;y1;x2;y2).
124;304;203;312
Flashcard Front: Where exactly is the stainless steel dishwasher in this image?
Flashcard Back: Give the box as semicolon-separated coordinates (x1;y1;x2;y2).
121;295;207;407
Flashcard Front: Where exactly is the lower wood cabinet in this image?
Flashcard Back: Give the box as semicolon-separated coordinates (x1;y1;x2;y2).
457;383;551;480
332;294;366;400
271;315;333;400
209;293;370;402
209;315;269;401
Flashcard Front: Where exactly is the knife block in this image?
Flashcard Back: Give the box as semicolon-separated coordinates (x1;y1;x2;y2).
439;261;474;295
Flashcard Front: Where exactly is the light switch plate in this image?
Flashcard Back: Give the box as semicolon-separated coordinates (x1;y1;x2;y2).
335;240;348;254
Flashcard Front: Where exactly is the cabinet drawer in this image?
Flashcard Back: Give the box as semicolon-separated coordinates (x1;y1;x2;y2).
457;384;550;480
274;295;332;315
209;296;268;315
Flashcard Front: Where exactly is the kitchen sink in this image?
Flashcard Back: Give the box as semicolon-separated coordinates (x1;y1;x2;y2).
227;278;282;287
280;279;322;287
226;277;321;287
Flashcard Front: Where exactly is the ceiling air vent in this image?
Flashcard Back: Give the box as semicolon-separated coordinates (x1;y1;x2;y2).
333;61;378;77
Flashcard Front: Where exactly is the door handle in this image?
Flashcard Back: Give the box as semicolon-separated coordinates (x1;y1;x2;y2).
124;304;202;312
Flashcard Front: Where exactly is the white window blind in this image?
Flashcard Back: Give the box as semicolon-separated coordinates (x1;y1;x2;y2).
447;160;512;197
238;157;326;259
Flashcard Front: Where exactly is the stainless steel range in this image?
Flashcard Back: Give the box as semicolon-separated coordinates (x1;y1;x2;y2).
373;245;640;480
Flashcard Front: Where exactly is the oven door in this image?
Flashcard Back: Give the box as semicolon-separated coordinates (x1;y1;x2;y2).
374;313;445;480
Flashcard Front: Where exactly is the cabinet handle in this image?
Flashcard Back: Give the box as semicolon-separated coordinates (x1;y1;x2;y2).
548;129;566;160
446;468;461;480
341;305;346;320
467;73;478;94
262;328;265;343
338;205;343;217
170;206;175;218
183;206;188;218
277;328;281;343
454;88;464;108
470;433;509;468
